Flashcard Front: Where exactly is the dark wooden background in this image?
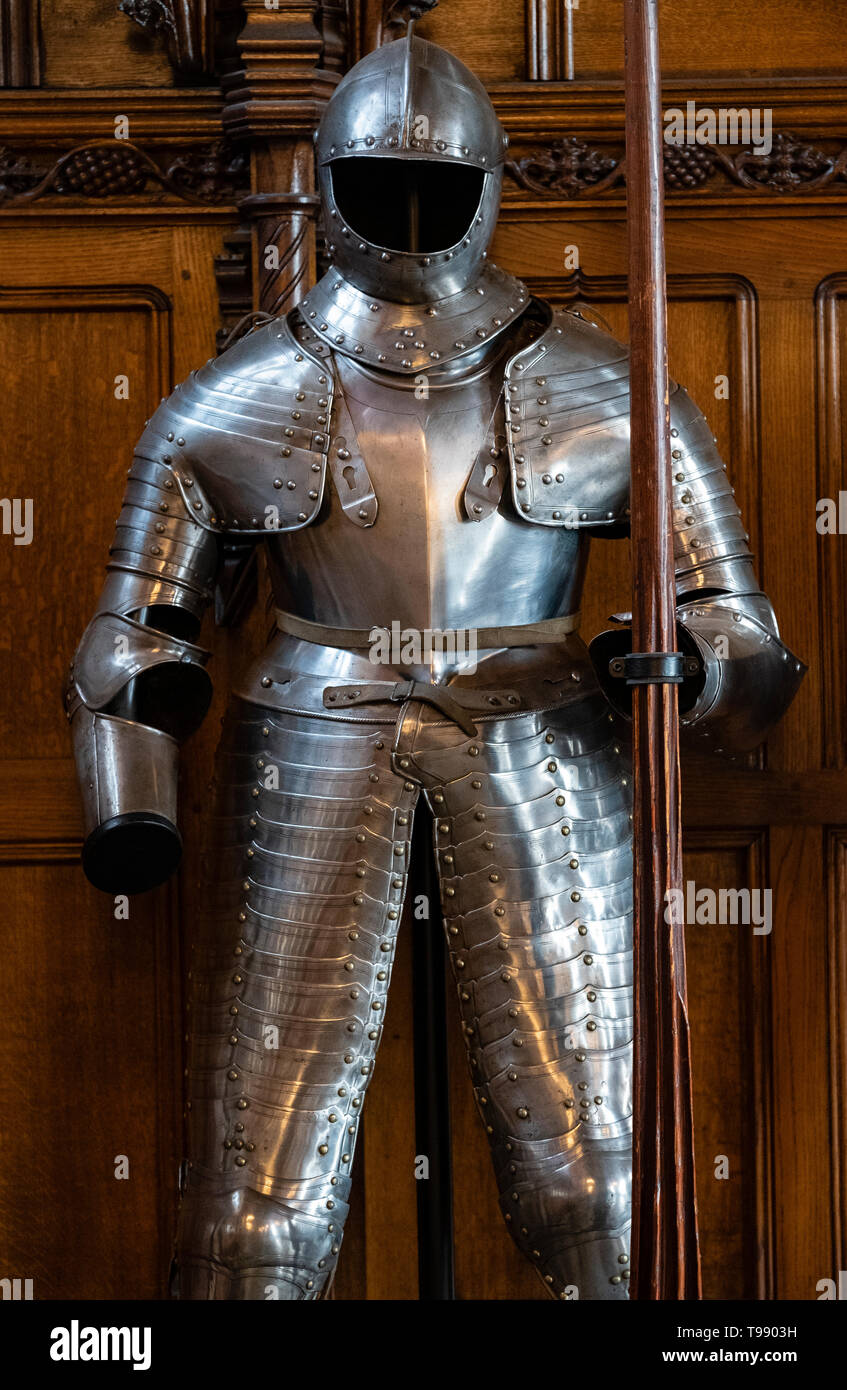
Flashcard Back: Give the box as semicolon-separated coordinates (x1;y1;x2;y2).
0;0;844;1301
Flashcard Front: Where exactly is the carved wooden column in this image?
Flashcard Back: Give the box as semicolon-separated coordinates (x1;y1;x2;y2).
239;184;320;316
0;0;42;86
222;0;342;316
525;0;575;81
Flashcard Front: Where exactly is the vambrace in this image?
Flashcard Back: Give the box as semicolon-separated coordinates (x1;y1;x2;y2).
67;446;221;893
590;386;805;754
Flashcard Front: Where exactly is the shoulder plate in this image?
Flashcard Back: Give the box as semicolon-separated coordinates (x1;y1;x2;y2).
504;305;632;528
135;317;332;536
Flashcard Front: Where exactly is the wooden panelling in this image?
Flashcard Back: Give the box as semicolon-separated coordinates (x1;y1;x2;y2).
827;831;847;1278
1;0;845;1306
419;0;528;82
768;824;833;1297
419;0;846;83
0;852;182;1299
41;0;173;89
0;287;171;760
0;0;42;87
0;221;235;1299
683;832;772;1300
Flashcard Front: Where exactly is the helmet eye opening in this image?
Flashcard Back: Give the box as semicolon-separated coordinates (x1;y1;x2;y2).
329;157;486;255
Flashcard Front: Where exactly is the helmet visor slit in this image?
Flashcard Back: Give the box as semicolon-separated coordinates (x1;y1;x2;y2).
329;157;486;255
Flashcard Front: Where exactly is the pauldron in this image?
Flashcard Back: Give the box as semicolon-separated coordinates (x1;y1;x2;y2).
135;318;333;536
129;294;763;570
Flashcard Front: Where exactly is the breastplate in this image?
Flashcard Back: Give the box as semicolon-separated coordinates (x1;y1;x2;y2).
267;348;588;635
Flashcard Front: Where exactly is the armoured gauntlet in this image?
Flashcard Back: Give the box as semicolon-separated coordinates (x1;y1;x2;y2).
66;437;220;894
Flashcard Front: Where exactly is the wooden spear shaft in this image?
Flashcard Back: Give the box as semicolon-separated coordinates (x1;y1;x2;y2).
622;0;702;1300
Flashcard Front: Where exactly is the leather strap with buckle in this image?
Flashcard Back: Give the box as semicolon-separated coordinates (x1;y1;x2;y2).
322;679;522;737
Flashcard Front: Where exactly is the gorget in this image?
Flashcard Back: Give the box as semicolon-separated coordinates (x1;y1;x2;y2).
295;261;530;373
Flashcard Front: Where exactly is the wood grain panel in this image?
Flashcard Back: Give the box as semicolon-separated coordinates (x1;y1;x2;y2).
41;0;173;88
418;0;844;82
0;852;182;1299
683;832;772;1299
0;225;231;1299
768;823;832;1297
827;831;847;1278
0;287;171;762
417;0;527;82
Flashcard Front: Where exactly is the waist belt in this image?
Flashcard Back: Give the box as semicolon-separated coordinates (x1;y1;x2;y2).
275;610;582;736
275;609;581;650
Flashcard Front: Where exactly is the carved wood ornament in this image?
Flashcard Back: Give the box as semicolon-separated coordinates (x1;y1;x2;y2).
118;0;242;79
0;139;248;206
507;132;847;198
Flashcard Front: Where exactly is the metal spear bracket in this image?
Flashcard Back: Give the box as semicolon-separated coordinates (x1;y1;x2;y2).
609;651;697;684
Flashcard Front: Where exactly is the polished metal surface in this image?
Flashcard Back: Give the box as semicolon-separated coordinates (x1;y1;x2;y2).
316;34;509;305
269;343;587;642
504;305;632;528
135;319;334;536
177;639;633;1301
396;668;633;1301
296;263;530;373
68;610;210;717
177;689;414;1299
68;30;803;1301
677;599;806;751
66;436;218;890
70;706;179;838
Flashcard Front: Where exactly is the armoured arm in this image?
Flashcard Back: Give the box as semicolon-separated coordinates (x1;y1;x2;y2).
68;319;332;894
589;384;805;753
67;435;220;895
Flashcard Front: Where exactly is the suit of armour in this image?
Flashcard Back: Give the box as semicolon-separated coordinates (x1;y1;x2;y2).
67;33;804;1300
